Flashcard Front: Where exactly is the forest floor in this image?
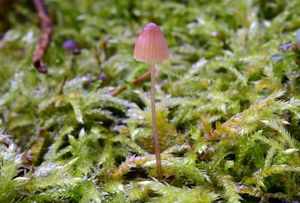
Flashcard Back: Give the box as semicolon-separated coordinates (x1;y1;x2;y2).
0;0;300;202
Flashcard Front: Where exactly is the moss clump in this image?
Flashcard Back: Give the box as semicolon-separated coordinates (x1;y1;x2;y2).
0;0;300;202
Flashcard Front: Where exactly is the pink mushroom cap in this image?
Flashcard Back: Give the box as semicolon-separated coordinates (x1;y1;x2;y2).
134;23;169;62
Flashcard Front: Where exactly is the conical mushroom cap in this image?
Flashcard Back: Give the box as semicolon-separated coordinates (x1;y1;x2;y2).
134;23;169;62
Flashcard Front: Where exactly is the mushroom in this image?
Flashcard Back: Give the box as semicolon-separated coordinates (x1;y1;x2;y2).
62;40;81;55
62;40;81;72
134;22;169;179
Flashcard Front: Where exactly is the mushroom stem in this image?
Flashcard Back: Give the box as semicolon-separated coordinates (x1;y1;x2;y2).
150;63;163;180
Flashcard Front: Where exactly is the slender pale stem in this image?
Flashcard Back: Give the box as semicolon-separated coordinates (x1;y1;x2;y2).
150;63;163;180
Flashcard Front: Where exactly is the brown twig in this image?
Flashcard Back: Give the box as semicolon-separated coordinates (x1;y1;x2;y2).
110;86;127;97
32;0;53;74
110;70;150;96
132;70;151;84
93;47;102;70
58;75;68;95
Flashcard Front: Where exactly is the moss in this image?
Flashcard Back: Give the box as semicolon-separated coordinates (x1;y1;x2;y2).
0;0;300;202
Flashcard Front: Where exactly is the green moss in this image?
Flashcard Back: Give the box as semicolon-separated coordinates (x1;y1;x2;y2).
0;0;300;202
